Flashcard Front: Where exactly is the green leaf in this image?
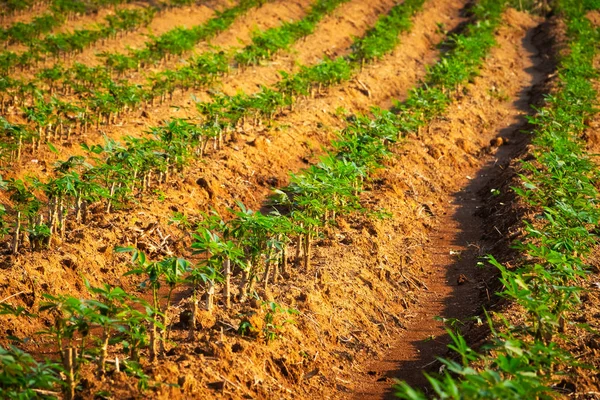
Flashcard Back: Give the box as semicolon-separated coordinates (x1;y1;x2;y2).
47;142;59;154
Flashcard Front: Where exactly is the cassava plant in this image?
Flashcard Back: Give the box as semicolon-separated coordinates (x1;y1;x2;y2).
120;248;187;359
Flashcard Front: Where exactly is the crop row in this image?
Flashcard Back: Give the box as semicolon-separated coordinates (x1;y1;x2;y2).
0;0;424;254
395;1;600;398
0;0;286;143
0;0;277;134
0;0;141;46
234;0;350;66
0;0;133;19
0;7;153;72
0;0;212;74
14;0;346;107
0;0;279;162
0;0;496;396
196;0;428;136
0;0;511;397
3;0;269;80
0;0;382;173
101;0;270;73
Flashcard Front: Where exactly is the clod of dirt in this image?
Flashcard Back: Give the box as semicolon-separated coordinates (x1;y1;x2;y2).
178;374;200;393
231;342;244;353
60;256;77;270
196;310;217;330
457;274;469;285
427;145;443;159
248;135;271;149
196;177;214;199
456;138;478;154
490;136;509;147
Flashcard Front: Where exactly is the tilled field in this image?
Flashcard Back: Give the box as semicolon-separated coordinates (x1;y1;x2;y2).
0;0;599;399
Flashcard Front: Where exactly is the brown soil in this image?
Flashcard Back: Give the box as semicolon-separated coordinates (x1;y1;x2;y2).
2;3;598;400
10;1;228;71
7;0;466;188
135;0;314;87
5;2;151;54
217;0;400;96
351;8;547;398
1;3;472;399
0;2;50;28
291;0;397;65
207;0;311;48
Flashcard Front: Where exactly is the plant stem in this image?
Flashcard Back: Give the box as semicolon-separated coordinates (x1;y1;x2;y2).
303;231;311;271
12;211;21;254
97;328;109;377
223;258;231;309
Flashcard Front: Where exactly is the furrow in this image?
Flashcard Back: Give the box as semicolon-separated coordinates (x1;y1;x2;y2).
351;8;548;398
217;0;399;95
59;2;225;69
190;0;467;214
0;3;50;28
2;2;143;54
131;0;315;84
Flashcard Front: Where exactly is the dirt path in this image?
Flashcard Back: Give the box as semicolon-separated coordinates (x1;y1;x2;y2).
351;9;548;399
